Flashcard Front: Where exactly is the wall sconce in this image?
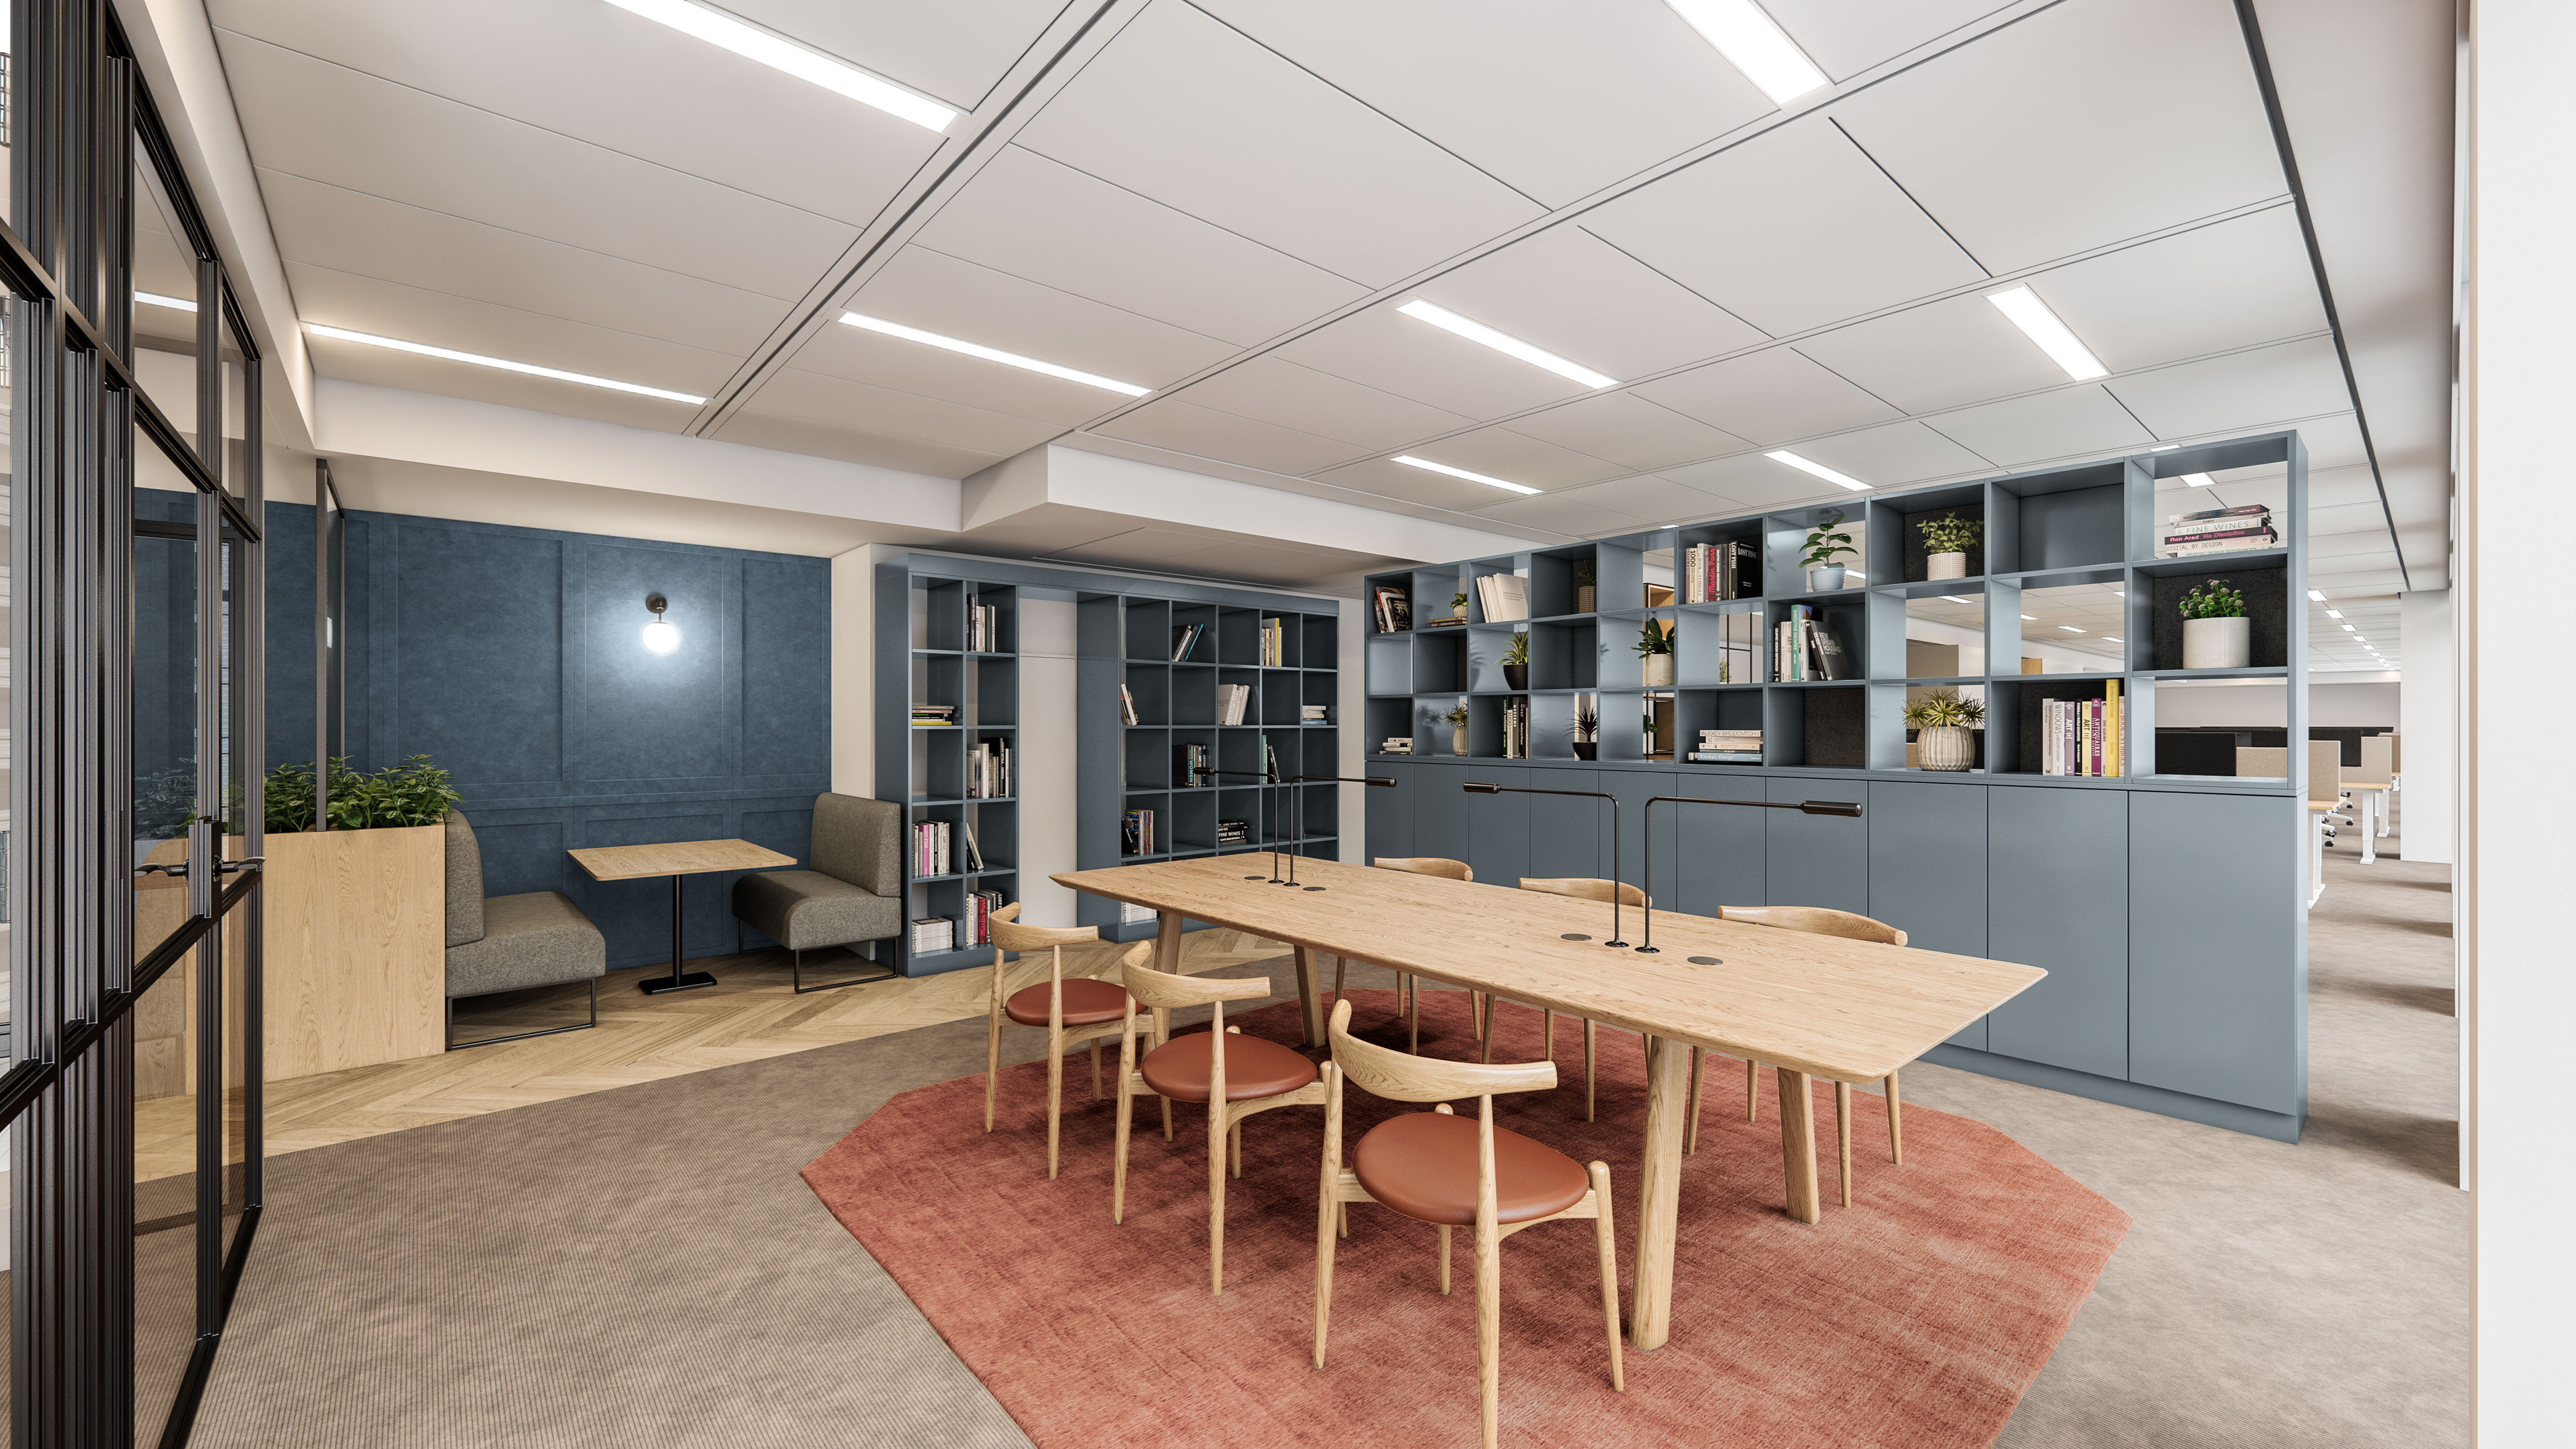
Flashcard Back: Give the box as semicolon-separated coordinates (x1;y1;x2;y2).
642;593;681;654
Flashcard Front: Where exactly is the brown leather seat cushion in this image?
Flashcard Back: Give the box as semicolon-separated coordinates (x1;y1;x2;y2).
1352;1111;1590;1226
1003;978;1130;1028
1139;1031;1318;1102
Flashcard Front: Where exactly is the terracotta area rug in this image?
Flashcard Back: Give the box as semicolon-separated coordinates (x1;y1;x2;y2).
802;989;2129;1448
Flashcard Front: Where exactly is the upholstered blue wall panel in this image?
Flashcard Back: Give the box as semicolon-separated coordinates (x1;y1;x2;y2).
390;526;566;787
571;543;733;786
262;500;319;772
740;559;831;781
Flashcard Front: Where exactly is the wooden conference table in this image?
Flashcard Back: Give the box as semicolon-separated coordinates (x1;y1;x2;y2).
1054;854;2044;1352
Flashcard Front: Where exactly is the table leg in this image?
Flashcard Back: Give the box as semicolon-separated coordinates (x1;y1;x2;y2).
1155;908;1184;977
1775;1066;1821;1225
2358;795;2379;865
638;872;718;995
1292;946;1326;1047
1627;1035;1690;1352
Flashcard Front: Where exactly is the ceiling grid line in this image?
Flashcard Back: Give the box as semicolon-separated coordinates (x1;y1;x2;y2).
1825;116;1995;276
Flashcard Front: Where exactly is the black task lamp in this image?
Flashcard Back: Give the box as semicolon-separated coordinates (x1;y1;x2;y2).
1283;776;1397;889
1635;795;1864;960
1462;782;1629;946
1206;768;1295;883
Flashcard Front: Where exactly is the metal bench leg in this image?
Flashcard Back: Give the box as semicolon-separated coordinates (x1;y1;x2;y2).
791;941;900;995
447;977;599;1051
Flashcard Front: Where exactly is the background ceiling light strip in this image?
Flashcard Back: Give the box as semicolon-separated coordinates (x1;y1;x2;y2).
1665;0;1828;104
1391;454;1540;495
136;292;197;312
605;0;957;130
838;312;1149;395
1763;449;1870;491
1395;300;1617;389
1985;285;2109;381
303;324;708;403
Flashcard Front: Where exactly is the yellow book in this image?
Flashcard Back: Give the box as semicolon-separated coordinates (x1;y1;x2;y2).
2107;679;2121;777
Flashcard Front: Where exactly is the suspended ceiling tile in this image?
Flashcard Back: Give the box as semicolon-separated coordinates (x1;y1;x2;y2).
1789;420;1992;488
1171;356;1475;452
2308;500;2395;537
304;333;702;434
1271;303;1598;420
1089;398;1371;476
1763;0;2017;81
1923;384;2155;464
911;146;1366;348
2291;413;2366;471
286;263;744;400
1418;225;1769;381
210;0;943;228
1791;291;2071;417
711;408;1007;478
2305;465;2382;510
256;172;792;356
2036;207;2328;373
1656;452;1848;511
1827;0;2284;275
1629;347;1902;445
1192;0;1772;208
2105;338;2352;439
791;321;1133;427
724;0;1076;110
1467;490;1646;536
216;35;857;300
744;368;1065;456
1582;118;1988;337
1539;474;1742;525
1014;1;1544;287
846;246;1239;391
1504;391;1752;473
2309;530;2403;561
1309;457;1530;514
1400;426;1629;491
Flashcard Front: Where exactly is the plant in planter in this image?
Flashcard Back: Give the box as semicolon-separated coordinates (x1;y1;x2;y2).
1451;591;1469;621
1917;514;1982;582
1903;689;1986;772
1502;629;1531;690
1634;618;1675;687
1802;511;1857;591
2178;579;2250;669
1442;702;1472;756
1570;698;1600;760
1571;558;1598;615
266;755;462;833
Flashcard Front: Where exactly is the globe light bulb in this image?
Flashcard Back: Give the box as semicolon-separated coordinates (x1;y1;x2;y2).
642;619;681;654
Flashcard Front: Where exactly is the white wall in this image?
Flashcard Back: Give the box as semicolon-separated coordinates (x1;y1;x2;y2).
2400;589;2456;862
1013;600;1081;927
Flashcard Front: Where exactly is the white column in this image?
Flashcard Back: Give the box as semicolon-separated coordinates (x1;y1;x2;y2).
827;544;887;797
2398;589;2455;863
2465;1;2576;1433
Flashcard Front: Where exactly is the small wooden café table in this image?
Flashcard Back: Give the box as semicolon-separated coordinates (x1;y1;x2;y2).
568;838;796;995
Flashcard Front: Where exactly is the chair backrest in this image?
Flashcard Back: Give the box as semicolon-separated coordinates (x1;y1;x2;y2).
2308;740;2342;800
1119;949;1269;1011
443;810;485;948
1373;857;1472;882
2357;734;2394;784
1716;905;1906;946
2236;745;2288;780
1326;998;1554;1104
988;901;1097;955
1518;876;1646;907
812;793;902;896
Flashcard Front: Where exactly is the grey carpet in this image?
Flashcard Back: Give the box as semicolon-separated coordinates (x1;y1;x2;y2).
181;818;2461;1447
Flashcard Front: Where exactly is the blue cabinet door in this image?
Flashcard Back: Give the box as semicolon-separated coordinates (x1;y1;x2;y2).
2129;789;2305;1115
1364;760;1416;862
1667;770;1767;918
1411;760;1471;867
1601;770;1683;913
1460;764;1531;887
1525;769;1602;883
1985;785;2128;1079
1868;780;1988;1048
1763;775;1869;916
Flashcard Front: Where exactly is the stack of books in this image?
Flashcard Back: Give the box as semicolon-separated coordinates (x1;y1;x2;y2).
1170;622;1209;661
1423;612;1465;628
1122;807;1156;856
912;820;954;876
1371;585;1411;634
2161;502;2276;556
1682;538;1759;603
2039;682;2123;776
1218;683;1253;724
1380;737;1414;755
1773;606;1852;680
967;738;1012;799
1300;704;1329;723
912;702;958;726
966;599;1002;653
1120;683;1140;726
962;889;1005;948
1692;729;1763;764
1500;698;1531;759
1217;818;1253;846
911;917;955;953
1472;573;1530;622
1176;741;1212;787
1260;617;1290;666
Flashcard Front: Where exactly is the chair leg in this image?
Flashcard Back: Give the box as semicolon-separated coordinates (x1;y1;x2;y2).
1470;992;1486;1046
791;947;801;992
1886;1071;1904;1165
1112;1071;1134;1225
1090;1039;1103;1102
1231;1119;1244;1179
1408;978;1421;1055
1583;1021;1598;1122
1836;1080;1853;1208
1438;1225;1453;1295
1686;1047;1705;1156
1589;1163;1624;1392
983;1006;1003;1133
1480;995;1495;1065
1314;1173;1340;1369
1046;1022;1065;1180
1542;1009;1555;1064
1476;1221;1501;1449
1333;956;1345;1010
1208;1103;1229;1295
1747;1055;1759;1123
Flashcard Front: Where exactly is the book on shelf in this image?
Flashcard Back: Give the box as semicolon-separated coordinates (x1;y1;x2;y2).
1261;734;1283;781
1423;616;1466;628
912;820;955;876
911;702;958;725
1774;606;1847;681
1120;683;1139;726
962;889;1004;948
1682;538;1760;604
1500;697;1530;759
962;820;985;873
1690;751;1763;763
966;738;1012;799
2168;502;2269;524
911;917;955;953
2162;530;2277;557
1645;695;1675;759
1813;623;1852;681
966;599;1001;654
1379;738;1414;755
1217;817;1253;846
1700;729;1762;751
1473;573;1530;622
1218;683;1253;726
1371;585;1411;634
2038;681;2122;777
1300;704;1329;722
1122;808;1156;856
1262;617;1288;666
1176;741;1211;788
1170;622;1208;661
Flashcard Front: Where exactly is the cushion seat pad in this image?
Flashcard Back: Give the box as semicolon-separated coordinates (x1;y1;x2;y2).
444;891;607;1000
1352;1111;1590;1226
1139;1031;1318;1103
732;869;899;952
1004;978;1132;1028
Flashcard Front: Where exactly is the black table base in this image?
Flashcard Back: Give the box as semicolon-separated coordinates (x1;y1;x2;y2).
639;872;718;995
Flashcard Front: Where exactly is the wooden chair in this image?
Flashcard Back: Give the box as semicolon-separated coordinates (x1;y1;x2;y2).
1367;857;1475;1051
983;904;1149;1179
1313;999;1621;1449
1709;905;1908;1207
1514;878;1647;1120
1112;948;1328;1295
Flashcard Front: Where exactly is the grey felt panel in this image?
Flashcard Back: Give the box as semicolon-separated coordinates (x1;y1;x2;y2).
1763;775;1869;916
812;793;901;897
1985;785;2129;1078
2129;789;2304;1113
1867;781;1987;1050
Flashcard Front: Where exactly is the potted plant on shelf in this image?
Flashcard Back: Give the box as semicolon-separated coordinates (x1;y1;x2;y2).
1502;630;1531;690
1903;689;1985;772
1635;618;1675;687
1442;702;1471;756
1918;514;1981;581
2179;578;2250;669
1451;591;1469;621
1802;511;1856;591
1573;558;1598;615
1570;698;1600;760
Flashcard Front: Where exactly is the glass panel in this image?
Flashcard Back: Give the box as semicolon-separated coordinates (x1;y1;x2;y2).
1;283;14;1066
132;938;204;1440
133;435;201;960
131;141;201;434
2017;582;2128;672
219;346;248;500
218;526;251;1254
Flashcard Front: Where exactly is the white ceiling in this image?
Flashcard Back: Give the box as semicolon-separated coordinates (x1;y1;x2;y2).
205;0;2450;625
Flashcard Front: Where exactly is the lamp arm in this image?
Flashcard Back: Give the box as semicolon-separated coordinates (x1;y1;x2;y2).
1637;794;1862;953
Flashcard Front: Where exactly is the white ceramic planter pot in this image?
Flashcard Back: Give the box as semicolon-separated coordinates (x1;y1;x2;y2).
1926;551;1967;581
1918;725;1975;772
1452;726;1469;756
2182;616;2250;669
1642;654;1674;687
1806;565;1846;591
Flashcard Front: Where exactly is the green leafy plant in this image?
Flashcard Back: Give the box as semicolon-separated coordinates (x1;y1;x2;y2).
1571;558;1597;588
1917;514;1982;556
266;755;462;833
1902;688;1987;730
2178;580;2246;621
1570;700;1600;741
1800;511;1856;571
1450;592;1468;612
1502;631;1531;667
1632;618;1674;657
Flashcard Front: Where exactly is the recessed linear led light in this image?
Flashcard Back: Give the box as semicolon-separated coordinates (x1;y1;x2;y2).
2309;589;2328;602
1666;0;1828;104
1391;454;1540;496
1939;595;1973;604
2178;472;2218;487
1396;300;1616;389
2341;624;2356;631
2021;614;2036;621
2104;636;2123;644
1985;285;2107;381
605;0;957;131
2058;625;2085;633
838;312;1148;396
137;291;197;312
302;323;708;403
2150;444;2180;452
1764;450;1869;492
2326;609;2343;618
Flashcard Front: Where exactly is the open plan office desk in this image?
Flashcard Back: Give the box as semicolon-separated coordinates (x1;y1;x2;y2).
1054;854;2044;1352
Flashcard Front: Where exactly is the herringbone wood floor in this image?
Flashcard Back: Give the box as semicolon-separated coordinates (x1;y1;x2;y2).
136;930;1294;1182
